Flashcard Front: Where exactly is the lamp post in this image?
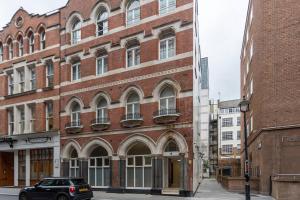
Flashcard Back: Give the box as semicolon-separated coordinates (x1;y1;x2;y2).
239;96;250;200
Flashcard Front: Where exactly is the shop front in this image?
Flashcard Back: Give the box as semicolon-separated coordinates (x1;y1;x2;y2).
0;132;60;187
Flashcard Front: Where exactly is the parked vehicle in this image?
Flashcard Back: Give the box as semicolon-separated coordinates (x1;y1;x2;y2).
19;177;93;200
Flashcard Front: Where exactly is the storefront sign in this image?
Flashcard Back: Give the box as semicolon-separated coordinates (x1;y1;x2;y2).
27;137;51;144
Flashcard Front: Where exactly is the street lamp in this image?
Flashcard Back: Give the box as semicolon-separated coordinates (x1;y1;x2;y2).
239;96;250;200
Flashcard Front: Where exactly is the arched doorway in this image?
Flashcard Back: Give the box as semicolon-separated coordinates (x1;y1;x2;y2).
163;139;181;189
126;142;152;188
69;148;79;177
88;146;110;188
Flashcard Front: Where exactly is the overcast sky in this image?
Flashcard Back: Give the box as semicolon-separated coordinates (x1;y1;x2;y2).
0;0;248;101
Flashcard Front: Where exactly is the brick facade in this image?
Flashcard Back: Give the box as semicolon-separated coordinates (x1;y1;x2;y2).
240;0;300;196
0;0;203;196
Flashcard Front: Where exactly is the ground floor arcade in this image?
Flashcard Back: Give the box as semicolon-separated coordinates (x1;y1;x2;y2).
61;131;198;196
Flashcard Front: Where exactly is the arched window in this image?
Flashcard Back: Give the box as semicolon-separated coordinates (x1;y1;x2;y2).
71;102;81;126
96;8;108;36
7;39;13;59
69;148;79;177
72;19;81;44
160;86;176;112
126;92;140;118
39;29;46;50
88;146;110;187
127;143;152;188
96;98;108;122
96;52;108;75
17;36;24;57
0;43;3;62
28;32;35;54
127;0;140;25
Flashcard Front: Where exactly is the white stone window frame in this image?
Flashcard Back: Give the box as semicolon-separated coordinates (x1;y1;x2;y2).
126;45;140;68
159;0;176;15
71;20;82;45
7;72;14;95
40;30;46;50
29;33;35;54
96;55;108;75
8;108;14;135
8;40;14;59
46;61;54;87
18;37;24;57
69;158;79;177
88;156;110;188
159;86;176;112
71;104;81;124
126;155;152;189
71;62;81;81
17;68;25;93
18;105;25;135
96;98;108;120
29;67;36;90
126;93;140;116
159;36;176;60
96;9;109;37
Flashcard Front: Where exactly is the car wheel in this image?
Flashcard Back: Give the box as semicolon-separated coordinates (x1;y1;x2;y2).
19;193;27;200
57;195;68;200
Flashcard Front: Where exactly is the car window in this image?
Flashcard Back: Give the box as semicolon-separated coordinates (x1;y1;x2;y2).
70;179;86;185
57;179;71;186
40;179;57;187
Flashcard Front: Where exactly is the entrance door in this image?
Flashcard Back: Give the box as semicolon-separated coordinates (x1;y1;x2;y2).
163;157;180;189
0;152;14;186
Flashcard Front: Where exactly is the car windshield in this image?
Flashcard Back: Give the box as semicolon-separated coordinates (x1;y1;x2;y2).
70;179;86;185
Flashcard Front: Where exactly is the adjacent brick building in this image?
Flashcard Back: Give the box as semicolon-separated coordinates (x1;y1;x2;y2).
240;0;300;198
0;0;204;196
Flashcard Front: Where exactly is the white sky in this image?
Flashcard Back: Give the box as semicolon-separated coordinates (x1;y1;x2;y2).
0;0;248;101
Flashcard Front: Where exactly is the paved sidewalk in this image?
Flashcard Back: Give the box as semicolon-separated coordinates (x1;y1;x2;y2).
0;187;20;196
194;179;274;200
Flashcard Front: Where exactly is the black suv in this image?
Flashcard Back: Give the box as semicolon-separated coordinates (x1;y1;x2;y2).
19;177;93;200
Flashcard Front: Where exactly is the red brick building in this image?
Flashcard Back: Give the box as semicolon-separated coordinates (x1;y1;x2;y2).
0;0;203;196
240;0;300;198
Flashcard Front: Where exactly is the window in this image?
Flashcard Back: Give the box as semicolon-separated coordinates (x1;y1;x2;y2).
18;37;24;57
96;98;108;122
7;73;14;95
160;37;175;60
46;101;54;131
71;102;81;126
72;63;81;81
96;56;108;75
69;149;79;177
29;105;36;133
96;9;108;36
8;109;14;135
159;86;176;114
126;92;140;117
237;144;241;150
72;19;81;44
8;39;13;59
29;32;35;53
46;61;54;87
127;0;140;25
237;131;241;140
126;143;152;188
88;147;110;187
18;69;25;93
18;106;25;134
40;30;46;50
222;118;233;127
237;117;241;126
30;68;36;90
222;145;233;154
127;46;140;67
222;131;233;141
159;0;176;14
0;43;3;61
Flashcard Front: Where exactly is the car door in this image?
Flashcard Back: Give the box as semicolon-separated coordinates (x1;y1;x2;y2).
32;179;56;200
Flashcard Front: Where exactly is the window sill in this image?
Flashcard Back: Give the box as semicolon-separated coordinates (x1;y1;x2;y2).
5;89;37;99
43;86;54;91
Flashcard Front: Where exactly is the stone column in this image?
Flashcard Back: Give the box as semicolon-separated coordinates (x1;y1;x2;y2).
25;149;30;186
61;159;70;177
119;157;126;188
79;158;88;182
111;156;120;188
53;146;60;177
